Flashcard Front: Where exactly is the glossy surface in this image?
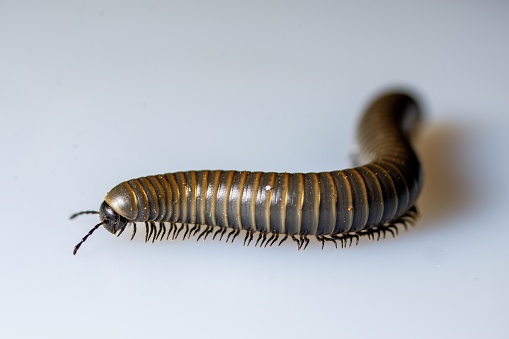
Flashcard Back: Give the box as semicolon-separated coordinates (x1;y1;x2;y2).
3;2;508;338
105;93;422;236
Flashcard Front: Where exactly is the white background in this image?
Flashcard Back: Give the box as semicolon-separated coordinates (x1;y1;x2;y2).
1;1;508;338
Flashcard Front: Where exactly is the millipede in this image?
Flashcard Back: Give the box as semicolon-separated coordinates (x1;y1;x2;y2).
71;92;423;255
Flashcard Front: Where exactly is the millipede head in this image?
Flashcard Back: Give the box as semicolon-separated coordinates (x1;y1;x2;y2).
98;201;129;234
71;201;129;255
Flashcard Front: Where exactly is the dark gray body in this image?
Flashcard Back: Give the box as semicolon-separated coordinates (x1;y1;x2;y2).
104;93;423;237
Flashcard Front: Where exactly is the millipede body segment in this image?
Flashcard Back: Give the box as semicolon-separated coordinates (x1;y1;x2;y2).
71;92;423;254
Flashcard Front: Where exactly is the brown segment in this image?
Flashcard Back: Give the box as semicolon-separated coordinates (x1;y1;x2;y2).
185;171;197;224
228;171;249;230
138;177;159;221
356;166;384;227
205;171;222;227
344;169;369;232
175;172;188;223
285;173;304;235
215;171;235;228
241;172;263;231
301;173;320;235
147;175;166;221
155;174;172;222
383;155;422;207
128;179;150;222
255;172;277;233
317;172;336;235
164;173;180;222
330;171;353;233
195;171;209;225
377;160;410;217
365;163;397;224
270;173;290;235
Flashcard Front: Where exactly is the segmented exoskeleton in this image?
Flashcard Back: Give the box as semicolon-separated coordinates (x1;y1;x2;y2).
71;92;423;255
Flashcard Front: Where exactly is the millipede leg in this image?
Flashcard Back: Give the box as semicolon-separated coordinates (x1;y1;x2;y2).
269;232;279;247
212;228;222;241
299;235;305;250
278;234;288;246
259;233;268;247
145;222;150;243
352;234;360;246
346;234;353;246
254;233;263;247
243;231;251;246
226;229;236;243
385;227;395;238
260;232;267;248
218;227;227;242
324;236;338;249
171;224;178;240
203;226;214;241
167;223;175;240
317;235;325;249
387;224;398;236
374;230;380;240
331;234;345;248
150;222;158;243
153;222;163;242
174;224;184;240
130;223;137;241
197;226;213;241
170;224;176;240
189;224;200;238
116;227;125;238
230;229;240;243
158;222;167;241
182;224;190;240
246;231;254;247
302;235;309;250
265;233;276;248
